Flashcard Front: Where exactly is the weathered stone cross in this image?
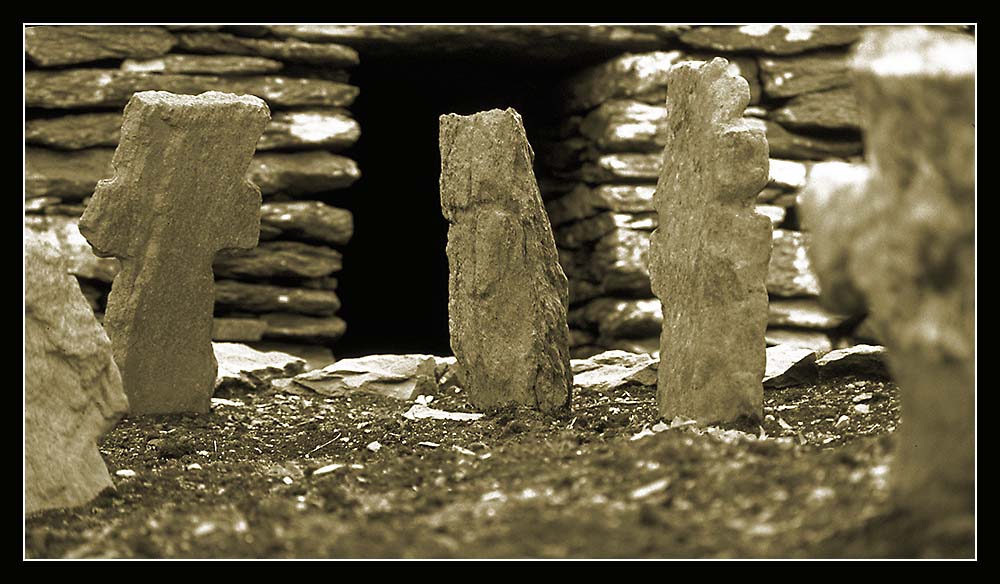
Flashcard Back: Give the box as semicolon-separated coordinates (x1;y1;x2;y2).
80;91;270;414
649;58;772;425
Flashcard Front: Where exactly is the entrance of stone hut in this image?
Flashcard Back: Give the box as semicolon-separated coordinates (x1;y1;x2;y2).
335;53;580;358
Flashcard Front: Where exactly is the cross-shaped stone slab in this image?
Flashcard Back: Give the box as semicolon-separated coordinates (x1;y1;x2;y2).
80;91;270;414
649;58;772;424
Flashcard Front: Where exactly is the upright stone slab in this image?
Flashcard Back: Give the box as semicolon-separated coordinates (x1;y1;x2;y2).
800;28;975;530
24;231;129;514
439;108;572;413
649;58;772;424
79;91;270;414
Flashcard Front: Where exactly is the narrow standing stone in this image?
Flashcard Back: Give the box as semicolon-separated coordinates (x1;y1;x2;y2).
439;108;572;413
649;58;772;424
79;91;270;414
24;231;129;514
800;28;975;535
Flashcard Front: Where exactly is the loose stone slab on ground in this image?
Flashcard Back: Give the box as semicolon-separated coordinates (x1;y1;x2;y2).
815;345;889;380
79;91;270;415
439;108;572;413
571;350;658;392
24;232;129;515
214;342;307;392
293;354;439;400
648;58;771;424
763;345;818;389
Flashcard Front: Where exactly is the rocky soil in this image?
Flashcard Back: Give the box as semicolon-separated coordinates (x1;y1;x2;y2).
23;366;973;559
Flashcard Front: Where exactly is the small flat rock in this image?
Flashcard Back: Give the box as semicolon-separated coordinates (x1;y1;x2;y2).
121;54;284;75
680;25;862;55
214;279;341;316
249;152;360;195
259;201;353;246
580;152;662;184
764;120;862;160
259;313;347;344
816;344;890;380
246;341;335;371
768;299;854;330
765;329;833;354
26;70;359;110
214;342;307;392
768;229;821;298
402;404;484;422
763;345;818;389
212;318;268;342
23;215;120;283
213;241;342;280
571;350;658;391
25;113;123;151
771;87;862;130
293;354;439;401
24;232;129;514
260;109;360;151
546;184;655;227
759;51;850;98
174;32;359;66
25;25;176;67
604;337;660;357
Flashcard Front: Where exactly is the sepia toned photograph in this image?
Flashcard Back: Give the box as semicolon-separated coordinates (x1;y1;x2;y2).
22;22;976;560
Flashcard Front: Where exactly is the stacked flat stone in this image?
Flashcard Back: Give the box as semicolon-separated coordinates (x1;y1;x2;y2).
25;25;362;360
536;25;928;359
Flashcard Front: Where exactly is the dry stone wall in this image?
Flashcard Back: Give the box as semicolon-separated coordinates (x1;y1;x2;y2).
25;24;361;360
535;25;977;359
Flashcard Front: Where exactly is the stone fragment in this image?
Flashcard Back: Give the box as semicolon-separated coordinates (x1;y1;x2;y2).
25;113;123;151
764;120;862;160
212;318;267;342
768;299;854;330
763;345;818;389
402;404;483;422
121;54;284;75
26;70;359;109
214;279;341;316
554;212;657;249
759;51;850;98
571;350;658;391
648;58;772;424
25;147;113;200
79;91;270;415
214;342;307;392
249;152;360;195
680;25;862;55
546;184;655;227
771;87;862;130
259;313;346;344
24;232;129;514
815;344;889;380
802;28;975;526
765;329;833;354
25;25;176;67
580;152;662;184
439;108;572;413
293;354;437;401
578;100;668;152
246;342;335;371
258;201;353;246
174;32;359;66
569;298;662;339
213;241;342;280
259;109;360;151
768;229;821;298
23;215;120;283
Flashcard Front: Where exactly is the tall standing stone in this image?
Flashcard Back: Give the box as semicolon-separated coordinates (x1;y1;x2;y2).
79;91;270;414
24;231;129;514
439;108;572;413
800;28;975;535
649;58;772;424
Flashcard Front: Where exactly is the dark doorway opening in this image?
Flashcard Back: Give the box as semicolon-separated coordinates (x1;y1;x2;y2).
333;52;582;358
